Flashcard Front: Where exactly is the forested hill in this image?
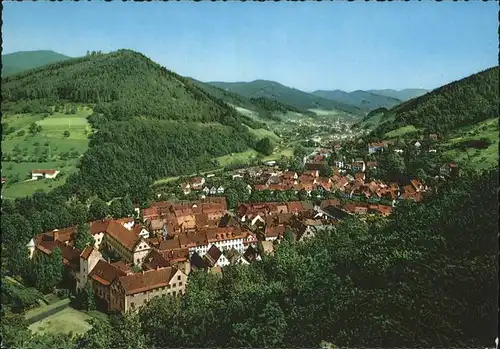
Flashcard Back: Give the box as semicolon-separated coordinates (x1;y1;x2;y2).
1;49;259;202
312;89;402;111
367;88;429;101
1;50;72;77
2;50;258;128
209;80;365;116
370;66;499;136
189;77;313;120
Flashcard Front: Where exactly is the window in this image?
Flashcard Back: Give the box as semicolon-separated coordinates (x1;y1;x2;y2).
177;275;181;281
131;302;135;309
173;283;177;288
179;282;183;286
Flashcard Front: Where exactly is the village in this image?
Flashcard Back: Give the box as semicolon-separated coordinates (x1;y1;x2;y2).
24;131;462;315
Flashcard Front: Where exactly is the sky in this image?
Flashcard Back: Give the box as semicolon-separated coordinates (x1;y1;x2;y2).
2;1;498;92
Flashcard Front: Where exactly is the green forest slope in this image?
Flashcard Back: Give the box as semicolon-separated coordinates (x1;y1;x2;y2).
1;49;261;201
1;50;72;77
369;66;499;136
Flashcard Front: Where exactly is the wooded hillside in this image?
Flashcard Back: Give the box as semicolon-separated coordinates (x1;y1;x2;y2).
371;66;499;136
1;49;260;202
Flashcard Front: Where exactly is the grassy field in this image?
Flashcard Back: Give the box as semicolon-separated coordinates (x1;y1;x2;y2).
384;125;419;138
247;126;281;142
441;118;498;170
1;106;92;198
29;307;93;336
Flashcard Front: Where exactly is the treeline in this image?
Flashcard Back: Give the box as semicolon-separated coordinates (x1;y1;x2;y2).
32;168;494;349
381;66;499;134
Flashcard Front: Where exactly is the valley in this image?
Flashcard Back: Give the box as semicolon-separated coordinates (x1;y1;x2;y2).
1;21;497;349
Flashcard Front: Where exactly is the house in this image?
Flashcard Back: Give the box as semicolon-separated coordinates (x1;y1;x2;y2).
264;161;277;166
368;142;385;154
109;267;188;313
217;186;225;194
31;169;60;180
181;227;247;257
88;260;128;311
204;245;230;268
189;177;205;190
264;225;285;241
1;177;5;184
76;246;102;290
190;252;208;271
103;221;152;266
366;161;378;170
209;187;217;195
414;141;422;148
202;187;210;195
242;245;261;263
232;174;243;180
243;231;259;247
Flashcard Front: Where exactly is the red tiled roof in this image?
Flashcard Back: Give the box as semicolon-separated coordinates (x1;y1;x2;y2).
143;249;172;270
36;240;81;270
161;248;189;264
265;225;286;238
286;201;304;213
32;169;58;174
80;246;94;260
105;221;143;250
118;267;178;295
90;260;127;286
158;237;182;251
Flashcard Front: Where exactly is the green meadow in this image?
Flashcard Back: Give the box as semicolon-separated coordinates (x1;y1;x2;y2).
441;118;498;170
1;106;92;198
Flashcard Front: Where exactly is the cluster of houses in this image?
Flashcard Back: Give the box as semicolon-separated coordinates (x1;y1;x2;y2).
23;134;462;315
248;161;428;203
27;189;401;314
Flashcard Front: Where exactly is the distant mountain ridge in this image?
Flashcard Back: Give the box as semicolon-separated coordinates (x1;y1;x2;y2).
1;50;72;76
208;79;365;116
367;88;429;101
312;89;403;111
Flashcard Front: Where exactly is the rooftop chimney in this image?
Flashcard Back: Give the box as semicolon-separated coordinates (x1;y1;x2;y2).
52;229;59;241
